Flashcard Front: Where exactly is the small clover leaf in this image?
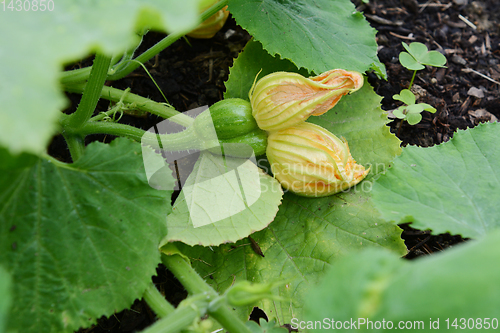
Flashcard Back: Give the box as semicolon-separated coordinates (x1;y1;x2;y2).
393;89;416;105
399;42;447;70
421;103;437;113
392;89;437;125
399;52;425;70
406;103;436;114
406;113;423;125
393;106;407;120
402;42;429;60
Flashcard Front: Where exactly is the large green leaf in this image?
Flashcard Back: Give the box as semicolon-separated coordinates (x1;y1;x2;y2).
0;138;173;333
0;0;203;154
179;190;406;324
372;122;500;239
304;230;500;331
162;152;283;246
228;0;385;77
0;266;11;333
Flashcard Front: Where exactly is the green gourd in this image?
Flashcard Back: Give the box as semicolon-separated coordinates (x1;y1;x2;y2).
194;98;267;156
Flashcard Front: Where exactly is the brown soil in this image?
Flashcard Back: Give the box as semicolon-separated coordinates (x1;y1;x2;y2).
362;0;499;260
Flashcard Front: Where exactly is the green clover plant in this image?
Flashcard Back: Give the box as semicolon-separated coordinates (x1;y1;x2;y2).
393;42;446;126
400;42;447;73
392;89;436;125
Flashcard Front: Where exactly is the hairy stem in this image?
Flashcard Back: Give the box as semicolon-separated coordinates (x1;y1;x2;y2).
59;53;122;85
140;301;202;333
162;254;214;296
63;134;85;162
63;83;194;128
64;54;111;129
59;67;92;85
143;283;175;318
107;0;229;81
161;252;253;333
60;0;229;85
74;121;203;151
106;32;183;81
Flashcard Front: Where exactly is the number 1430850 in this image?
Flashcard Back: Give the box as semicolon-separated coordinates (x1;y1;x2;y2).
2;0;54;11
445;318;499;330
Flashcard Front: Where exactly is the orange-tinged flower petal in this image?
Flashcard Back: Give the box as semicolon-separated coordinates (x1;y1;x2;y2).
266;122;369;197
187;5;229;39
249;69;364;131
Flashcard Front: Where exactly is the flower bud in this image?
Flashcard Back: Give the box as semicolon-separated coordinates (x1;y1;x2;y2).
187;4;229;39
249;69;364;131
266;122;369;197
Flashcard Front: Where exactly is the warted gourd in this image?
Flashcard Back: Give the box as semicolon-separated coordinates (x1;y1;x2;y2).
193;98;267;156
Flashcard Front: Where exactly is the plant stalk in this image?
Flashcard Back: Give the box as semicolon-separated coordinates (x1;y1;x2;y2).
63;83;194;128
59;53;123;85
143;283;175;318
74;121;203;151
140;300;202;333
162;253;215;296
107;0;229;81
59;67;92;85
408;70;417;89
397;118;404;137
64;53;111;129
161;252;253;333
60;0;229;85
63;134;85;162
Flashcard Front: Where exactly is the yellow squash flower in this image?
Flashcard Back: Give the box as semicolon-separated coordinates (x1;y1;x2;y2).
249;69;364;131
266;122;369;197
187;3;229;39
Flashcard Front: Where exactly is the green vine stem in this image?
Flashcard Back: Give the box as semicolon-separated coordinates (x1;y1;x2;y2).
58;52;123;86
63;53;112;130
162;254;214;296
106;32;183;81
161;252;253;333
62;134;85;162
140;296;208;333
74;120;203;151
107;0;229;81
59;0;229;85
143;283;175;318
63;83;194;128
59;67;92;85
